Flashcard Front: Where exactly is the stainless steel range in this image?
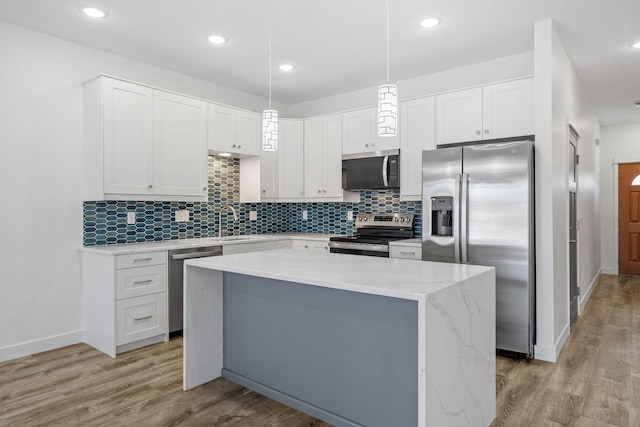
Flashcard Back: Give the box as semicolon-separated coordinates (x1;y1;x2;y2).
328;213;415;257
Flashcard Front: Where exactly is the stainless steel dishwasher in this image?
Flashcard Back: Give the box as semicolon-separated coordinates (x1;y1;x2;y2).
168;245;223;335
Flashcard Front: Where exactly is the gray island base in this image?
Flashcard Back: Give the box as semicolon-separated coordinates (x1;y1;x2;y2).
183;249;496;427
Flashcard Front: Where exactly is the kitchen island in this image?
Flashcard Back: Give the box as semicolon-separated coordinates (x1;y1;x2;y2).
183;249;496;427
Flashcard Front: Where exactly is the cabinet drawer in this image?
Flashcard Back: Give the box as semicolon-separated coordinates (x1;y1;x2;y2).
389;246;422;260
222;241;276;255
115;251;167;269
115;264;167;300
275;240;292;249
116;293;168;345
291;240;310;250
308;241;329;252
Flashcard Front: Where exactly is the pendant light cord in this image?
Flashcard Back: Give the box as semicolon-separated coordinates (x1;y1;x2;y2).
386;0;390;84
268;0;272;109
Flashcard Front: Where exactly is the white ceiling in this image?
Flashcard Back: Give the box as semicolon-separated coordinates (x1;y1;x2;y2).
0;0;639;126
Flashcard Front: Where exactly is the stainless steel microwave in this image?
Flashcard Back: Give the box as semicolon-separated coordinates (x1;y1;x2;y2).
342;149;400;191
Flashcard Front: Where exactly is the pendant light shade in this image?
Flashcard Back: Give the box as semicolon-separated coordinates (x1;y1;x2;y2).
378;0;397;137
262;0;278;151
263;109;278;151
378;83;397;137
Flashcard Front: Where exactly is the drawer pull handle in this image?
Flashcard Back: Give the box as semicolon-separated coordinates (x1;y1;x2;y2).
133;258;153;262
400;251;416;255
133;279;153;285
134;315;153;321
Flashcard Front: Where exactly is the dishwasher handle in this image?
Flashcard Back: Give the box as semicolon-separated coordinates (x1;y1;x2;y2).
170;250;222;260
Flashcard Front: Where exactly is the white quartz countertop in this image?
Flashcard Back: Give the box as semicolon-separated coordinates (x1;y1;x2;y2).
185;249;494;301
80;233;339;255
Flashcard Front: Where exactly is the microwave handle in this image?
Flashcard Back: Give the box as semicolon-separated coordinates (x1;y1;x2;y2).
382;156;389;187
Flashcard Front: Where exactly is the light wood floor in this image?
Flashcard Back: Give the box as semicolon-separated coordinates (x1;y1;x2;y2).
0;274;638;427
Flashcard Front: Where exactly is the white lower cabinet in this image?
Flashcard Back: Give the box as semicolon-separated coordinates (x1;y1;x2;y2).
116;292;168;345
389;245;422;260
291;239;329;252
82;250;168;357
222;241;277;255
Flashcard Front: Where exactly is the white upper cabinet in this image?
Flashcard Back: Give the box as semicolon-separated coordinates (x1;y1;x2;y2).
304;114;343;199
102;78;154;195
482;78;534;140
279;119;305;199
83;76;208;201
153;91;208;197
436;78;534;145
208;104;260;157
436;87;483;145
342;107;399;155
400;96;435;199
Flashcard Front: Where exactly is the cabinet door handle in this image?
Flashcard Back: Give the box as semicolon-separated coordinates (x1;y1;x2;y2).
133;279;153;285
148;184;153;189
365;143;369;147
134;315;152;321
317;189;321;193
484;129;490;134
232;144;236;148
133;257;152;262
475;130;481;136
322;189;326;193
238;145;242;149
203;187;207;191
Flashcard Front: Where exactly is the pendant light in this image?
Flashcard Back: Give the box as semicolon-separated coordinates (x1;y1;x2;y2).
262;0;278;151
378;0;397;137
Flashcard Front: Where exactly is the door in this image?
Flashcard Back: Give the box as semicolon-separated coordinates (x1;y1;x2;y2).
464;141;534;354
103;78;154;195
421;147;462;263
236;110;261;156
153;91;207;196
569;129;579;324
260;149;278;199
618;163;640;274
342;109;372;155
208;103;236;152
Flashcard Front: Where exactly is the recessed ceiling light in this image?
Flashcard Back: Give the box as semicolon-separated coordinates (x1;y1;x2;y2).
208;35;227;45
631;41;640;49
278;64;295;72
217;152;232;157
81;7;107;18
419;17;441;28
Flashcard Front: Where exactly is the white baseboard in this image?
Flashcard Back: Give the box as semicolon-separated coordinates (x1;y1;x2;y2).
601;267;616;275
0;330;83;363
534;321;569;363
580;268;602;312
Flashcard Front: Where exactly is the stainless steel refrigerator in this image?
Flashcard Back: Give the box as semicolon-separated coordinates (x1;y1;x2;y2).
422;140;535;357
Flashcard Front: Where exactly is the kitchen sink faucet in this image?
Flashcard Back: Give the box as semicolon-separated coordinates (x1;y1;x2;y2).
218;205;239;238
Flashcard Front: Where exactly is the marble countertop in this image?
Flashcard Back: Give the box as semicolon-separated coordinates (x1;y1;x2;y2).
80;233;339;255
185;249;493;301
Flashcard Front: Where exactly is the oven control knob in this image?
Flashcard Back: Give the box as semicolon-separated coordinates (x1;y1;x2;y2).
358;217;362;221
394;218;399;222
400;218;405;222
363;217;368;221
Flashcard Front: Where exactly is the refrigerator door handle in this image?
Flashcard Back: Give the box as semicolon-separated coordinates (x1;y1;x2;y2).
460;173;469;263
454;174;462;263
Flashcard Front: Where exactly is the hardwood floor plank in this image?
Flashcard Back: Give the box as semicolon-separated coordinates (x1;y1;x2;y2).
1;273;638;427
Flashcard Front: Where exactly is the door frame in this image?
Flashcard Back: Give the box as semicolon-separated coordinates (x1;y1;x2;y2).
612;157;640;275
567;124;580;318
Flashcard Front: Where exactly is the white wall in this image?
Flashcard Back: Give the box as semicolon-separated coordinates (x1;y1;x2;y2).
600;123;640;274
287;52;534;117
0;21;276;362
533;20;601;362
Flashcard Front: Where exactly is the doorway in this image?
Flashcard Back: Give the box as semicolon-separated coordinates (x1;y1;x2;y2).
568;127;579;326
618;163;640;274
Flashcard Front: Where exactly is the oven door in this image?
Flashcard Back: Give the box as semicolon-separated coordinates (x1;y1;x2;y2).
328;241;390;257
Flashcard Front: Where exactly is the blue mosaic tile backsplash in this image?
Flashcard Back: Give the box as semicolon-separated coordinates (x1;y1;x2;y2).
83;157;422;246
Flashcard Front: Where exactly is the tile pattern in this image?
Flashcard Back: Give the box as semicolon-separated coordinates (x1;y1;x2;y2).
84;156;422;246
